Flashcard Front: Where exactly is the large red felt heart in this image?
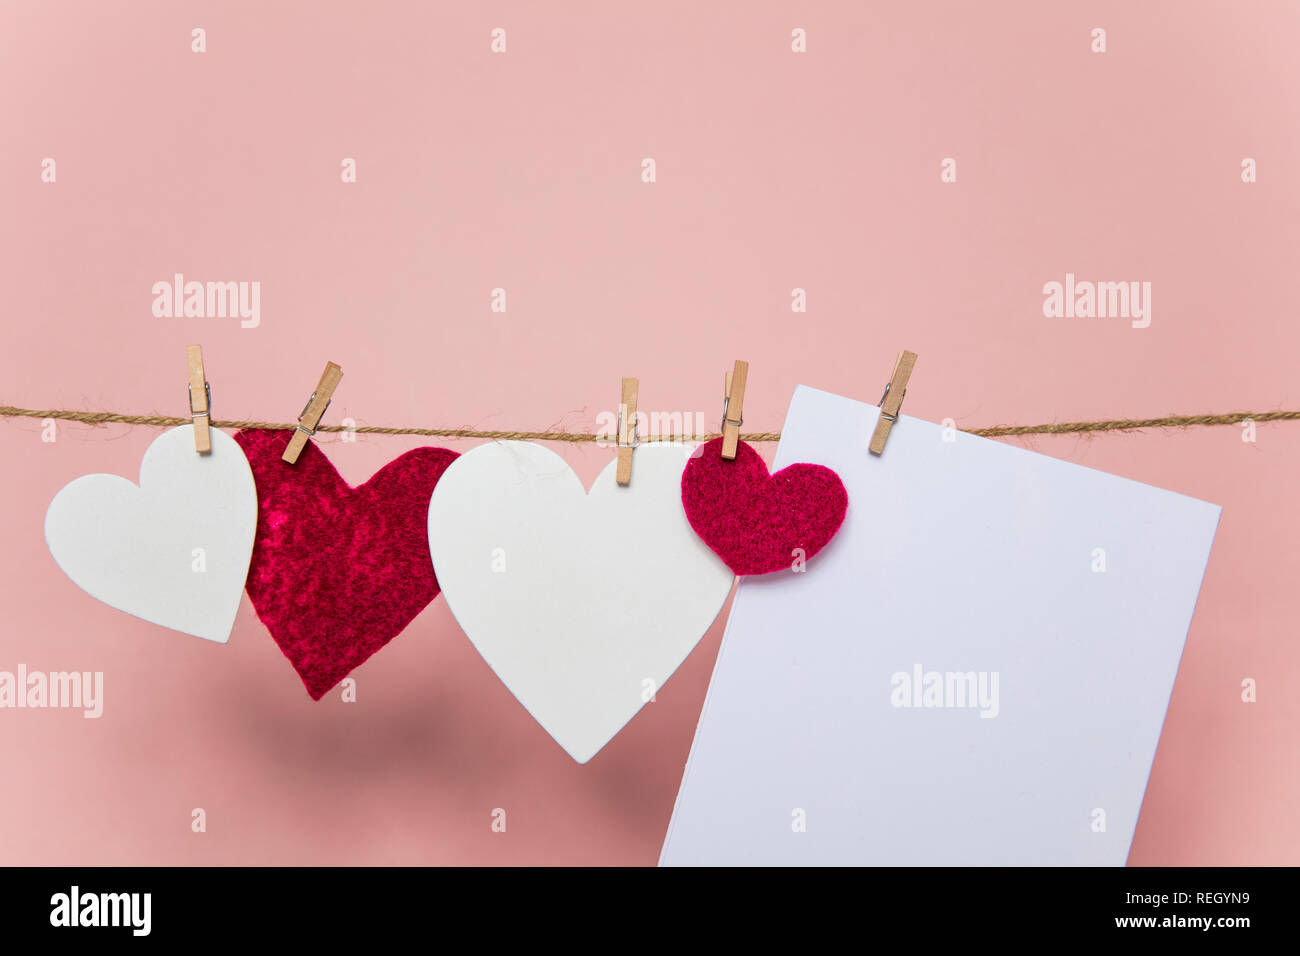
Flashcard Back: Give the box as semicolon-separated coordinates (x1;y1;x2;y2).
681;437;848;576
234;429;458;699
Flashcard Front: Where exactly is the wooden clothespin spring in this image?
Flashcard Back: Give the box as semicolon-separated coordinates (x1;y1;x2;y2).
868;350;917;455
616;377;639;486
187;345;211;454
721;360;748;460
283;362;344;464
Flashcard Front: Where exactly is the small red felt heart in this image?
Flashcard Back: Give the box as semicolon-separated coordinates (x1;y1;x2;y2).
681;437;848;576
234;429;458;700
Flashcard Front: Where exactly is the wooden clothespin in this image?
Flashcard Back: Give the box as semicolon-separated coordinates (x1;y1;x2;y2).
721;360;748;460
186;345;211;453
868;350;917;455
616;377;639;486
283;361;343;464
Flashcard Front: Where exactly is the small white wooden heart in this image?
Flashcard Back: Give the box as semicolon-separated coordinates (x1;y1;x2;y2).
427;441;734;763
44;426;257;643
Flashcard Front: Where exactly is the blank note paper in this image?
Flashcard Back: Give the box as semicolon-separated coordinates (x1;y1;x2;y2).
661;386;1220;866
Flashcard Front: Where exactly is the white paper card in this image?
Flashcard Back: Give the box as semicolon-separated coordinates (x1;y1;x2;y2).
661;386;1220;866
45;426;257;644
428;441;734;764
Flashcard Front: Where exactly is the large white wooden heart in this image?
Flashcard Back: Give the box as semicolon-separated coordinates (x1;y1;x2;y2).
427;440;734;763
44;426;257;643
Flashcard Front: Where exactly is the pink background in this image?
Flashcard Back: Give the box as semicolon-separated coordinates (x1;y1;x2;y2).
2;0;1298;865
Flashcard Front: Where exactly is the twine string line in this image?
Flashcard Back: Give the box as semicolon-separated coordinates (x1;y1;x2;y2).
2;405;1297;441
